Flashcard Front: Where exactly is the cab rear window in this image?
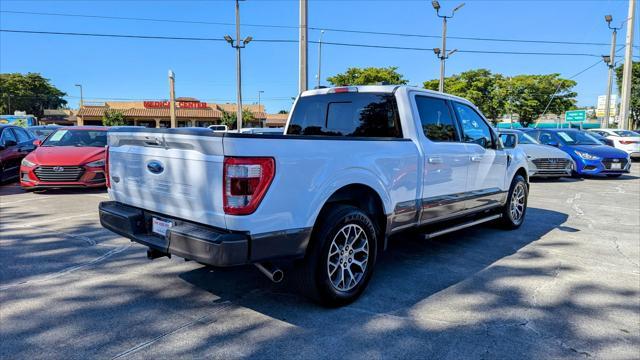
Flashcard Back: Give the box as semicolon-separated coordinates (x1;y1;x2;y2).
287;93;402;138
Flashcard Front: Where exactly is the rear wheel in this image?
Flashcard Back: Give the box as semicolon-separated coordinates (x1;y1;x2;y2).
498;175;528;229
295;205;378;307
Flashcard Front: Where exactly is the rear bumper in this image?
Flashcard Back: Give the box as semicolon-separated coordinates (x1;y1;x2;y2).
99;201;311;267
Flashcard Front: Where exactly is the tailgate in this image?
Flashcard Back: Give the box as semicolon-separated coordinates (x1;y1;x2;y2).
107;128;226;229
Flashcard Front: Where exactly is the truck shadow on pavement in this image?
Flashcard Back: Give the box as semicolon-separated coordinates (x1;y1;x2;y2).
2;207;638;359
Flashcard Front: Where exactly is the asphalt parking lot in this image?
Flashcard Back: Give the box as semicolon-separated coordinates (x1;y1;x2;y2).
1;168;639;360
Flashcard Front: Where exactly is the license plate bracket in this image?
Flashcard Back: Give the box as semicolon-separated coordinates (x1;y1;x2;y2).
152;217;173;237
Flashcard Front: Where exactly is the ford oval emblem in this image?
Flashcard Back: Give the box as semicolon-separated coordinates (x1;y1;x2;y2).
146;161;164;174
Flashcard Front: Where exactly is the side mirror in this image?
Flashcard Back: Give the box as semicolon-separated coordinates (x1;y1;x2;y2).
33;139;42;147
4;140;17;147
500;133;518;149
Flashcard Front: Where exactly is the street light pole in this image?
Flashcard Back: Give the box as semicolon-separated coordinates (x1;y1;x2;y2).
74;84;83;109
432;1;464;93
225;0;252;130
603;15;621;128
317;30;324;89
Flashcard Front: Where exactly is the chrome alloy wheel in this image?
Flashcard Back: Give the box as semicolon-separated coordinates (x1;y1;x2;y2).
327;224;369;292
510;182;526;224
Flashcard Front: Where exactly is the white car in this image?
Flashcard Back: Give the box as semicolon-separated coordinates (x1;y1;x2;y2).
500;129;574;178
99;85;530;306
588;129;640;159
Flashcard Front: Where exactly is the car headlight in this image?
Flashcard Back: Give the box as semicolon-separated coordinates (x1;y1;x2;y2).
85;160;105;167
574;150;600;160
21;158;36;167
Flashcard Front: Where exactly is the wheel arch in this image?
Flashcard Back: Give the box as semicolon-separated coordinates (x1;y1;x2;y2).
310;183;388;257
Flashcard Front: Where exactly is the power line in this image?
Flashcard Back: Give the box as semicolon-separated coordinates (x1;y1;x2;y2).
0;29;607;57
539;46;625;117
2;9;638;49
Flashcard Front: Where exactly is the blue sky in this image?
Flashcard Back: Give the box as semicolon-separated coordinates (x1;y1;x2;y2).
0;0;638;113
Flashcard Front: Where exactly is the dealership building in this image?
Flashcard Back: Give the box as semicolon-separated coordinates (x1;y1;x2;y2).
75;98;277;128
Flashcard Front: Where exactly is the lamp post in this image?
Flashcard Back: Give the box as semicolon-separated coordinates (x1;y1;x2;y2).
316;30;325;89
603;15;621;127
225;0;252;130
74;84;83;109
431;1;464;93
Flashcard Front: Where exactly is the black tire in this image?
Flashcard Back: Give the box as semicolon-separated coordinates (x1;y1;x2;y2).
498;174;528;229
606;174;622;178
295;205;378;307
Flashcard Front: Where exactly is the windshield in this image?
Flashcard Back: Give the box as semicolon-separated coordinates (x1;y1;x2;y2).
42;129;107;147
614;130;639;137
517;132;539;144
31;128;58;139
556;131;600;145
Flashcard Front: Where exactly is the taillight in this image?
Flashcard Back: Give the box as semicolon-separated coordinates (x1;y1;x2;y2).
619;140;638;145
223;157;275;215
105;145;111;188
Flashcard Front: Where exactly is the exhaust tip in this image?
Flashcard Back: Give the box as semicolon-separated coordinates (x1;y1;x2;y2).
271;269;284;283
254;263;284;283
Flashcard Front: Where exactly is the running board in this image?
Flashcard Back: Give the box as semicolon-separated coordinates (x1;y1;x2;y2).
424;214;502;240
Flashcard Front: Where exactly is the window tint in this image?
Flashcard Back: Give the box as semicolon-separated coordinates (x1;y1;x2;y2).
287;93;401;137
12;128;32;143
452;102;493;148
415;96;458;142
1;128;18;146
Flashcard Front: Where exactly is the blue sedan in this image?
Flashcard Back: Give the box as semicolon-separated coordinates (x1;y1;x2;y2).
525;129;631;177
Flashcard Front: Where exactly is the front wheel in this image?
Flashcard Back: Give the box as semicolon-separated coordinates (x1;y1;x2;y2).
295;205;378;307
498;174;528;229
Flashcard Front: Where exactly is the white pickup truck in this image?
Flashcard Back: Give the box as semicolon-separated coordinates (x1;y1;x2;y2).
100;85;529;306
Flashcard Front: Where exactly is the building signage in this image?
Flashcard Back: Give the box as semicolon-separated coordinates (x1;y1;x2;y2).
143;101;208;109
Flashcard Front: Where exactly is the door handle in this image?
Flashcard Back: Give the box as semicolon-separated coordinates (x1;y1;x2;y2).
428;156;443;164
470;155;483;162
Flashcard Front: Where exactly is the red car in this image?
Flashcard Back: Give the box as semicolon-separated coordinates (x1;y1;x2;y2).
20;126;109;189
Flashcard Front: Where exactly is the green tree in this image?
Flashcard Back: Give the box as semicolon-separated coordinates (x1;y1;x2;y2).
278;109;289;114
504;74;577;127
424;69;507;123
102;110;126;126
327;66;408;86
615;61;639;129
219;108;256;129
0;73;67;117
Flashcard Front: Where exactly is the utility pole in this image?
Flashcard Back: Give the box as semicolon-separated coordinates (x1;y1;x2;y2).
225;0;252;130
431;1;464;93
603;15;621;128
619;0;636;130
74;84;83;109
257;90;264;108
168;70;177;128
317;30;324;89
299;0;308;93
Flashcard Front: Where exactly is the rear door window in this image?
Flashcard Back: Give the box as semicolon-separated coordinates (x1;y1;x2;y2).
287;93;402;138
414;95;458;142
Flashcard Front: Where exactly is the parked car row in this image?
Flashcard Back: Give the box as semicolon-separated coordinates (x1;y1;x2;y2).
499;128;635;178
